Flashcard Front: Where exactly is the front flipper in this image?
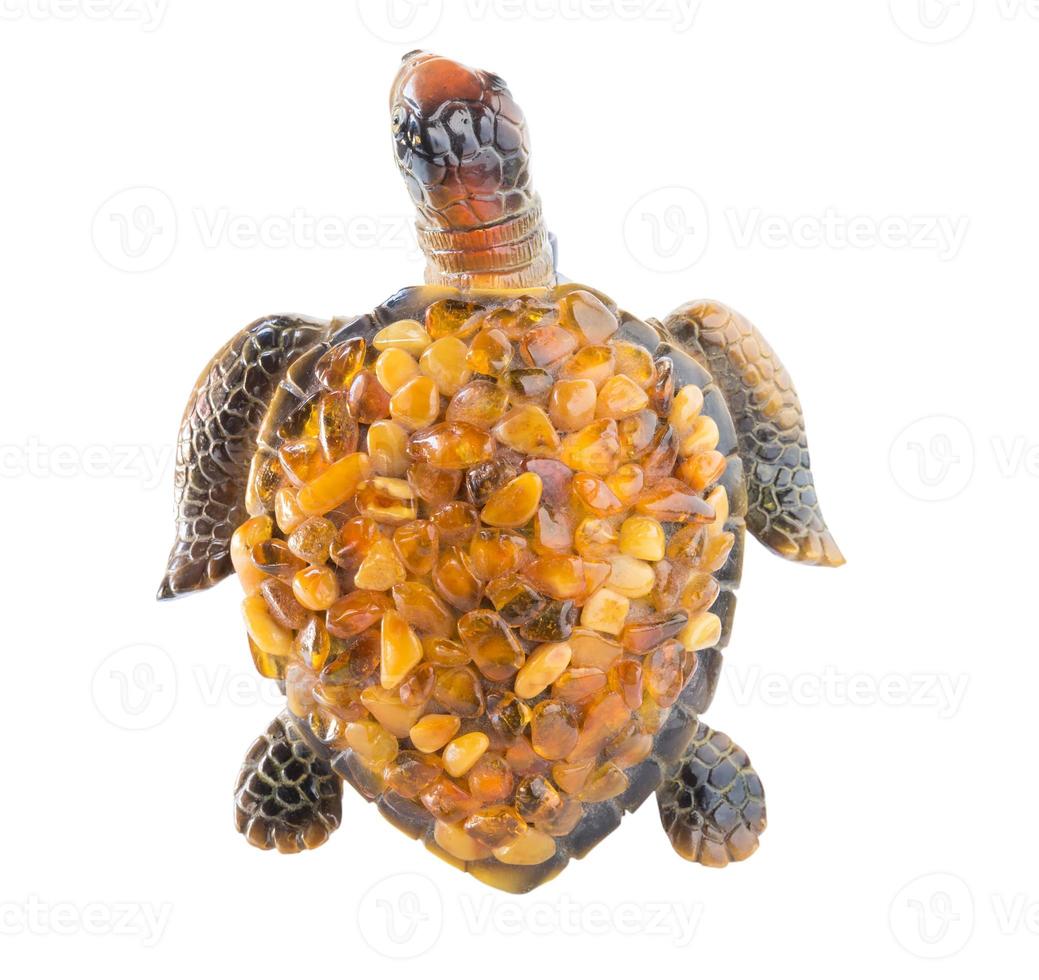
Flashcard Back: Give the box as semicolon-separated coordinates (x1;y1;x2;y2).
234;711;343;853
664;301;843;566
657;722;766;868
157;314;329;599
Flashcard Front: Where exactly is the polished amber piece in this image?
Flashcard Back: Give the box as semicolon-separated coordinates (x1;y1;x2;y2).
514;774;562;822
553;666;608;703
580;587;630;635
486;691;532;741
559;419;619;477
537;797;584;837
407;461;462;505
380;609;423;689
353;537;406;591
287;517;336;564
389;375;440;431
292;565;339;611
346;370;391;424
481;471;542;528
522;555;588;601
329;516;380;571
678;611;722;651
252;538;306;579
551;758;594;795
274;487;307;535
467;328;513;376
679;414;720;457
569;629;623;670
612;341;656;388
469;529;529;581
530;700;579;760
532;506;572;556
514;642;571;699
246;451;283;516
573;517;619;559
458;610;525;682
640;425;679;482
410;714;462;753
420;336;472;396
468;753;515;803
356;476;417;525
423;636;471;667
619;515;665;561
492;405;560;455
572;472;625;517
433;546;482;611
607;723;654;768
315;336;366;389
260;577;309;631
578;763;629;803
360;685;424;737
434;821;492;861
559;345;615;388
366;419;410;478
345;719;399;769
392;581;455;636
621;611;688;653
636;478;714;524
504;737;543;776
297;452;371;516
393;520;438;576
419;776;478;824
596;374;649;419
279;437;328;486
318;391;360;463
519;599;578;643
248;636;286;681
520;323;577;368
443;732;490;778
446;380;509;429
385;750;442;798
372;318;431;356
704;484;730;535
548;378;596;431
426;298;484;340
433;665;485;718
559;290;618;344
493;827;557;865
231;515;273;593
409;421;495;469
375;347;420;394
524;458;572;507
242;592;293;658
432;501;480;544
651;356;675;415
569;692;630;761
617;410;658;459
677;449;727;492
485;300;556;340
501;367;553;405
669;384;704;434
464;804;526;847
326;589;392;639
607;554;656;599
465;452;524;507
645;641;685;706
681;572;721;613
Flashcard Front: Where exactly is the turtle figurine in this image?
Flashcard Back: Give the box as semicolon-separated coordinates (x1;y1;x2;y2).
158;51;844;893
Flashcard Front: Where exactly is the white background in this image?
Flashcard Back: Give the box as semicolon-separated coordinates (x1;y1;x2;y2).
1;0;1036;975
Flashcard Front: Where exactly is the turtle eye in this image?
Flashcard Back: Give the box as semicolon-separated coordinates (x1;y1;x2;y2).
486;72;507;92
391;106;406;135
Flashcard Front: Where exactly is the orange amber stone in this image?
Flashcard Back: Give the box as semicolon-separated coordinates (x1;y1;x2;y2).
231;514;273;593
596;375;650;418
420;336;472;396
681;572;721;612
380;609;423;688
318;391;359;462
443;732;490;778
259;577;309;630
366;419;410;477
316;337;366;390
612;342;656;388
578;763;629;803
514;774;563;822
242;592;293;659
558;290;618;344
617;410;658;459
520;323;578;368
645;640;685;706
548;378;597;431
329;515;381;570
636;478;715;523
446;380;509;429
522;555;589;601
409;422;495;469
252;538;306;578
458;610;525;682
346;370;391;423
553;666;608;703
385;751;442;798
425;298;484;340
389;375;440;431
407;461;462;505
486;691;532;740
419;776;478;823
569;692;630;761
393;520;439;576
287;516;336;564
326;589;392;639
467;328;513;376
374;347;420;394
492;406;561;455
559;345;615;388
677;450;727;492
481;471;542;528
432;500;480;544
291;566;339;611
620;611;689;653
353;538;406;591
641;425;679;482
468;753;515;803
355;477;417;525
423;636;472;667
569;628;623;670
559;419;619;477
469;528;529;580
530;700;580;760
606;463;645;505
398;663;436;708
292;613;334;670
392;581;455;636
410;715;462;753
279;437;328;486
297;452;371;516
464;805;526;848
572;473;626;517
433;665;485;717
433;546;482;611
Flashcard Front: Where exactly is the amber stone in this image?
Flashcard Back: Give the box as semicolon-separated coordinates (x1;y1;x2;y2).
640;425;679;482
617;410;658;459
522;555;589;601
559;290;618;344
464;805;526;848
568;692;630;761
492;406;561;456
326;589;392;639
375;347;421;394
389;375;440;431
252;538;306;579
434;822;492;862
443;732;491;778
485;573;547;626
248;635;288;682
569;629;622;670
486;691;532;741
316;336;366;390
606;554;655;598
246;451;283;515
523;458;573;507
425;298;484;340
677;450;727;492
380;609;423;688
645;640;685;706
572;473;625;517
345;370;391;423
468;753;515;803
537;797;584;837
467;328;513;376
367;419;410;478
432;500;480;544
318;391;359;462
384;751;442;798
231;514;273;592
513;774;563;822
518;599;577;642
678;611;722;652
409;421;495;469
636;478;715;523
578;763;629;803
259;577;309;630
287;517;336;565
553;666;608;703
484;300;556;340
619;515;665;561
621;611;688;653
670;384;704;433
279;437;327;486
360;685;424;737
548;378;596;431
242;592;293;658
373;319;431;357
551;758;594;796
433;666;485;718
596;375;650;419
423;636;471;667
580;587;629;635
559;419;619;477
559;345;615;388
419;776;478;823
520;324;577;369
345;720;399;768
502;368;553;405
433;546;482;611
446;379;509;429
514;642;572;699
398;663;436;708
329;516;380;570
297;452;371;516
410;714;462;753
458;610;526;682
573;517;619;559
355;477;417;525
465;452;524;508
681;572;721;613
393;520;439;576
612;342;656;388
391;581;455;636
292;565;339;611
607;723;654;768
530;700;580;760
650;356;675;415
420;336;472;396
407;461;462;506
481;472;542;528
469;528;529;581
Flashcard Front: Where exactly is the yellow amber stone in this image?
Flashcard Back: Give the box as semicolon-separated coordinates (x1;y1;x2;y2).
636;478;715;523
679;415;721;457
619;516;665;561
393;520;439;576
559;290;618;344
434;820;493;861
530;699;580;759
552;666;608;703
612;342;656;388
380;609;423;689
426;298;484;340
442;732;490;778
297;452;371;516
492;405;561;455
326;589;391;639
409;422;495;469
514;642;572;699
423;636;471;667
522;555;586;601
356;477;418;525
279;437;328;486
291;566;339;611
578;763;629;803
617;410;657;460
292;613;332;669
458;610;525;682
558;345;615;388
345;720;398;768
573;517;619;559
346;370;392;424
548;378;597;432
704;485;730;536
551;758;594;795
432;501;479;544
606;464;644;506
318;391;359;462
469;529;529;580
669;384;704;434
374;347;420;394
393;581;455;636
385;751;442;798
353;538;406;591
410;714;462;753
568;629;622;670
596;375;650;419
242;592;293;657
559;419;619;477
252;539;307;579
678;450;727;491
520;323;578;368
398;663;436;709
700;531;735;573
248;635;286;681
231;515;273;593
433;665;485;718
464;805;527;848
572;473;625;517
316;337;366;390
420;336;472;396
408;461;463;505
388;375;440;432
287;516;336;564
360;686;425;738
680;572;721;613
274;487;307;534
481;472;543;528
433;546;482;611
366;419;410;478
678;611;723;651
329;516;381;570
446;380;509;429
605;555;655;598
467;328;513;376
492;827;557;866
467;753;515;802
580;587;630;635
373;318;431;356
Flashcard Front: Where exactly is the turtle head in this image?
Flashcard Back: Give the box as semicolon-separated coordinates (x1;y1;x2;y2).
389;51;555;289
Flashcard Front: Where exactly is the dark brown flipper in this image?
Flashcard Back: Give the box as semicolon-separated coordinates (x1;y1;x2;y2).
234;711;343;853
157;315;329;599
657;722;766;868
663;302;844;567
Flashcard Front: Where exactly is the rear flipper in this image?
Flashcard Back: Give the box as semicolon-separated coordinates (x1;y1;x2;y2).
663;301;844;567
657;722;766;868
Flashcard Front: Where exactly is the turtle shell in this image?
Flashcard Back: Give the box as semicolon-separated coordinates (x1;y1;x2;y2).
235;282;746;892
